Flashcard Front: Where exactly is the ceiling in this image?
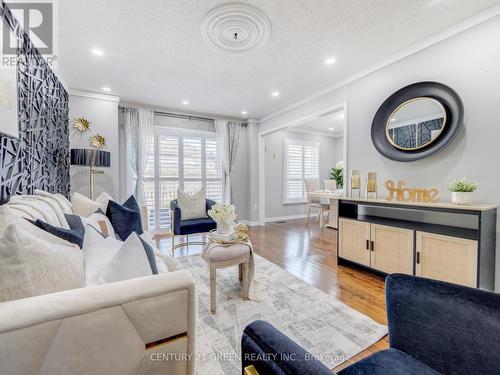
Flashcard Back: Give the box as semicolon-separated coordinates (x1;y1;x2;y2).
292;110;345;137
58;0;499;119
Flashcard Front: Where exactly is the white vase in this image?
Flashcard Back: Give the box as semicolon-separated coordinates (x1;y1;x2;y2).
216;221;233;235
451;192;473;205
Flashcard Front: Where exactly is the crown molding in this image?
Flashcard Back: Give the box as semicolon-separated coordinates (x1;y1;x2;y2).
69;89;120;103
259;4;500;123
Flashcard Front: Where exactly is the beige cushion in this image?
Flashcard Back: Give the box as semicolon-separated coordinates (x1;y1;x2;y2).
0;206;80;248
7;196;63;227
72;192;113;217
0;224;84;302
177;189;206;220
207;244;250;263
35;189;73;214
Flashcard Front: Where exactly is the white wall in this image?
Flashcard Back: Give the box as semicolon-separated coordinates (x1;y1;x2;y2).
69;91;120;199
259;16;500;290
264;130;342;219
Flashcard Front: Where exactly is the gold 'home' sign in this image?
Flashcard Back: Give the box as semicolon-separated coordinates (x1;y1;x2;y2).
385;180;439;203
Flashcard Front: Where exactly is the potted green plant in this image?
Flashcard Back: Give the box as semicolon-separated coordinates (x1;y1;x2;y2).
448;178;478;205
330;161;344;189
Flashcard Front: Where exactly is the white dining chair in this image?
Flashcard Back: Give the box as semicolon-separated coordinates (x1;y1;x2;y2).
304;177;329;225
324;179;337;191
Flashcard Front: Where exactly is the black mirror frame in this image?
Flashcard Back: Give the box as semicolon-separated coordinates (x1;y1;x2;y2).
371;81;464;162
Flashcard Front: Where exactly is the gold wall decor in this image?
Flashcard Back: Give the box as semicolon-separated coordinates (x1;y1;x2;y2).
74;117;90;132
90;134;106;149
385;180;439;203
350;170;361;197
365;172;377;198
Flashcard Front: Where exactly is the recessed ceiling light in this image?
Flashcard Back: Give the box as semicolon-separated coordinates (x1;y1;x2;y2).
102;87;111;92
271;91;280;97
325;57;336;65
92;48;104;56
329;127;334;131
241;110;248;115
182;100;189;105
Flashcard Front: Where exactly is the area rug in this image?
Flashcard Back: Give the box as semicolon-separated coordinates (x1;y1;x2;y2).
176;254;387;375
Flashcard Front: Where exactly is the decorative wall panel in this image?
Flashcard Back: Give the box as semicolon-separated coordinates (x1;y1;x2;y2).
0;4;69;204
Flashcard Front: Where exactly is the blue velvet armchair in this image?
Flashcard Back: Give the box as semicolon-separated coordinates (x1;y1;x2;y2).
170;199;217;256
242;274;500;375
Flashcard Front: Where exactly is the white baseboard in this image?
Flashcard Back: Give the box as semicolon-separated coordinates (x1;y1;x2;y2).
238;220;261;227
264;214;308;223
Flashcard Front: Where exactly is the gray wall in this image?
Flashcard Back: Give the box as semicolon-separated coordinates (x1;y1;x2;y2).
264;130;342;219
259;16;500;290
69;92;120;199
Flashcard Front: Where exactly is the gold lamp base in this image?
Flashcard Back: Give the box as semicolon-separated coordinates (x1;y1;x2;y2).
89;165;104;200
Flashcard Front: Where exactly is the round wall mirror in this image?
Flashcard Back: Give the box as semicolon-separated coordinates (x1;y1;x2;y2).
386;97;446;151
371;82;463;162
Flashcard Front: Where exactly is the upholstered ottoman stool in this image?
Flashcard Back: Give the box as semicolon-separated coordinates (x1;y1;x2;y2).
201;243;251;314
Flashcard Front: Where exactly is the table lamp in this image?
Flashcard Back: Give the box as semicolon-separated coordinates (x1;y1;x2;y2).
70;149;111;200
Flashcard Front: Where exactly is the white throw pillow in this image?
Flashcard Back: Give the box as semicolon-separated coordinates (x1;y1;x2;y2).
0;224;84;302
83;212;116;239
83;226;164;286
140;232;176;272
83;226;123;286
98;233;154;284
177;189;206;220
72;192;113;218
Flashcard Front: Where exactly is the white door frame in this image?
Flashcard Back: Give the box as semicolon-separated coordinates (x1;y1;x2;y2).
257;102;348;225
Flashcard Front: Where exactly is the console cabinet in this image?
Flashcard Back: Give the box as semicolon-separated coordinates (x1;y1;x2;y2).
337;198;497;290
416;232;477;288
339;219;413;274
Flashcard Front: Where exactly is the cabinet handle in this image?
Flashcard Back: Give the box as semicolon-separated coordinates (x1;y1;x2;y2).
370;241;374;252
416;252;420;264
366;239;369;250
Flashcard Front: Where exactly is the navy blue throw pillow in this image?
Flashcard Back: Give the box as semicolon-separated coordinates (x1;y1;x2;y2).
106;195;143;240
64;213;85;234
27;219;85;249
138;236;158;274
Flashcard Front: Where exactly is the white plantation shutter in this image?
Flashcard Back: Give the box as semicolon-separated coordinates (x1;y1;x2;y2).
145;127;223;233
284;139;320;203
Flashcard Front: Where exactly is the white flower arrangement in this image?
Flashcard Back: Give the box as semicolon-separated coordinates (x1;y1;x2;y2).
208;203;237;223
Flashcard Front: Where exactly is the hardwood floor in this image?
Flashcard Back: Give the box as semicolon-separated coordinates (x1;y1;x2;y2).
158;219;389;371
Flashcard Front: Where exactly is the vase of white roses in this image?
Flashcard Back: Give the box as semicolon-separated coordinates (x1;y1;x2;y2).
448;178;478;205
208;203;237;235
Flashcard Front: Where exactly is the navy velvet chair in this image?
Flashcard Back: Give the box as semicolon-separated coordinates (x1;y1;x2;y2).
241;274;500;375
170;198;216;256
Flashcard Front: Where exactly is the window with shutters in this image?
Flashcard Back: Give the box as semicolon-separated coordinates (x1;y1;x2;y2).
143;130;222;233
283;139;320;203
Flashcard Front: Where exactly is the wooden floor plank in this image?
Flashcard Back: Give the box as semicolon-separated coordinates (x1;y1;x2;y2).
158;219;389;371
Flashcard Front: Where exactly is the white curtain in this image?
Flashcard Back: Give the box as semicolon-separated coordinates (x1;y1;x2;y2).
215;120;243;204
119;107;139;198
136;109;154;206
119;107;153;206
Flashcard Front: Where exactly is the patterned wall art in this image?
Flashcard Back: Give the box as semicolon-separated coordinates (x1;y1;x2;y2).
0;3;69;204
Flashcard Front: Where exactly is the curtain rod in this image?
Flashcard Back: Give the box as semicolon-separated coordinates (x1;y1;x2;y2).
154;111;247;126
154;111;214;122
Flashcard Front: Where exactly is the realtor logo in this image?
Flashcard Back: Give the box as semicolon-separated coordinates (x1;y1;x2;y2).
1;0;58;66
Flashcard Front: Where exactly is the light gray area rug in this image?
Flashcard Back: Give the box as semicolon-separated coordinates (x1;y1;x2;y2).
176;254;387;375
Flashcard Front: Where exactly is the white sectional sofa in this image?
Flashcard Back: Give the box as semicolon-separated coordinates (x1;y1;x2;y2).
0;192;197;375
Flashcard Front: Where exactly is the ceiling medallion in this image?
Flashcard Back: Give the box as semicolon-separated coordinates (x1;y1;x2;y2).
201;3;271;54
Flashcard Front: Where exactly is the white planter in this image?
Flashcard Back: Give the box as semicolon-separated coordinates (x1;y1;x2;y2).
216;221;234;235
451;192;473;205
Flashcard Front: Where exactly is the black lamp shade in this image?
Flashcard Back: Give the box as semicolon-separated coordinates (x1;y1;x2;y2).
70;149;111;167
